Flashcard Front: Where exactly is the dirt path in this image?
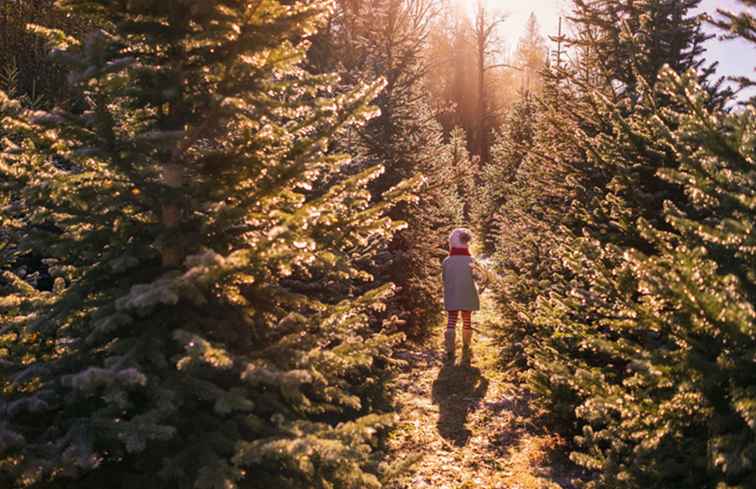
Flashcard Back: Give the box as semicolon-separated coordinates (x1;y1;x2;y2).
384;293;577;489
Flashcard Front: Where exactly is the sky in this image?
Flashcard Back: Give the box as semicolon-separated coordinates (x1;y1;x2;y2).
463;0;754;95
695;0;754;92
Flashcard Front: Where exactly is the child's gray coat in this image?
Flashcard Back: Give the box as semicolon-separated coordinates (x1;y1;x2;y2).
442;255;480;311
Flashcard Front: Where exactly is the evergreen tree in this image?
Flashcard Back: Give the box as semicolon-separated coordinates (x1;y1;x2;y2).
513;13;547;95
708;0;756;105
557;0;728;246
385;123;470;336
0;1;103;107
495;0;726;353
472;94;538;254
312;0;465;336
486;93;582;369
491;0;756;486
529;66;755;489
0;1;414;487
569;0;718;96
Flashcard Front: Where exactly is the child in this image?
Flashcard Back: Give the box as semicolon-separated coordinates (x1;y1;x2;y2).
442;228;480;360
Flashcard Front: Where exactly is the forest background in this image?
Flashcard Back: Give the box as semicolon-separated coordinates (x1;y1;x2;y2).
0;0;754;488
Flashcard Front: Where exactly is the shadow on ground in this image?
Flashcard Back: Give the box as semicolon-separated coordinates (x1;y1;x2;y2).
431;352;489;446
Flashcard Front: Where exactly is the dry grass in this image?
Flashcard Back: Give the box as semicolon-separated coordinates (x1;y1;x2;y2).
383;293;579;489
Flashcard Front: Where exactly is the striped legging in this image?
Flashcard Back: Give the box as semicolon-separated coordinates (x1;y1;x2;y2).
447;310;472;331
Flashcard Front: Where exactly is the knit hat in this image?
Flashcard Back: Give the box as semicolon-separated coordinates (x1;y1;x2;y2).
449;228;471;249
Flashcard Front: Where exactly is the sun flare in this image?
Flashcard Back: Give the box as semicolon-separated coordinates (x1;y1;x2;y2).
459;0;567;53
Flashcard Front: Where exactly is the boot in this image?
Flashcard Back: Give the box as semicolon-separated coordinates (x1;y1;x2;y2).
461;328;472;365
462;327;472;351
444;327;456;361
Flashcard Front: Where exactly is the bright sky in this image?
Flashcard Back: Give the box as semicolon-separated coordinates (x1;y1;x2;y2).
465;0;754;95
460;0;565;54
696;0;754;95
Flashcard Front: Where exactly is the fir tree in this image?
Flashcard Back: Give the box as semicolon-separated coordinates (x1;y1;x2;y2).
513;13;548;95
569;0;718;96
707;0;756;104
529;65;755;489
486;92;582;370
385;124;470;336
0;1;103;107
502;0;756;486
0;1;414;488
498;0;726;350
472;94;538;254
311;0;464;336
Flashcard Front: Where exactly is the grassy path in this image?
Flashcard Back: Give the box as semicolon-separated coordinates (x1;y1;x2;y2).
383;293;577;489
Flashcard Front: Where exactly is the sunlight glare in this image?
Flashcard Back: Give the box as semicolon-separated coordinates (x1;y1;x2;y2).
458;0;567;53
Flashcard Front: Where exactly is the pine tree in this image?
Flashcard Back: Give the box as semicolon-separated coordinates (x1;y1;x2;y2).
502;0;756;487
0;1;103;107
381;122;471;336
513;13;547;95
569;0;718;96
311;0;464;336
500;0;725;363
707;0;756;105
529;66;755;489
485;92;582;369
472;94;538;254
556;0;730;246
0;1;414;487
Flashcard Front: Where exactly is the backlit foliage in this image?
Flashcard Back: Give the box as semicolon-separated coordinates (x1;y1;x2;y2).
0;1;416;488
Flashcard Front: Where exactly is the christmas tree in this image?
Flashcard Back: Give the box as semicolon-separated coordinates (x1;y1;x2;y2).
505;0;756;486
0;1;414;487
310;0;466;336
472;94;538;254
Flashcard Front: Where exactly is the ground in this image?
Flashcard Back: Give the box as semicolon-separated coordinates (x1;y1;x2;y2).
384;292;580;489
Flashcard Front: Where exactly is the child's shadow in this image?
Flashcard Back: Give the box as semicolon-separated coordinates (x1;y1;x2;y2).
431;353;489;446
